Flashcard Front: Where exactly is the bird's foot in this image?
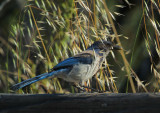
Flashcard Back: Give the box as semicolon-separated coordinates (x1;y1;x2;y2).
73;84;86;92
81;85;105;93
72;83;105;93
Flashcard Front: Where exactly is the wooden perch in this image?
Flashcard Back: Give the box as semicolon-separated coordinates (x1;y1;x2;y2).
0;93;160;113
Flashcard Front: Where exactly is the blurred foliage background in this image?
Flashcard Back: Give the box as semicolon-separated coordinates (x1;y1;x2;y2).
0;0;159;94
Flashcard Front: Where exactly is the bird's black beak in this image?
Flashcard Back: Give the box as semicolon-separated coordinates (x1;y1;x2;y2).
112;45;122;50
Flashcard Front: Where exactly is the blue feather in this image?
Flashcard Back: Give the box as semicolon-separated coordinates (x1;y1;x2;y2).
52;52;94;71
11;71;56;91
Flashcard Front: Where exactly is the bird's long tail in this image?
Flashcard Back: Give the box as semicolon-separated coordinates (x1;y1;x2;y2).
11;71;55;91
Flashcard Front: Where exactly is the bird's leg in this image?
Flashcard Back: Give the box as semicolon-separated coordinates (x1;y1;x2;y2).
80;81;103;93
72;83;86;92
80;85;99;92
72;83;104;93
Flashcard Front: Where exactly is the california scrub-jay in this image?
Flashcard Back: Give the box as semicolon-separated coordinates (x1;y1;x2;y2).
12;40;121;91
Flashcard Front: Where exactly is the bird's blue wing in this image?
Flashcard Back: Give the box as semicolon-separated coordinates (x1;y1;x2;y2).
53;57;80;70
51;52;94;71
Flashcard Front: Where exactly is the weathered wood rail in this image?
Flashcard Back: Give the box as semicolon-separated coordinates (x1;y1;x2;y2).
0;93;160;113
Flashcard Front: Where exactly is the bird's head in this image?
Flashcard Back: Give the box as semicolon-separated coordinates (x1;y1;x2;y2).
88;40;121;52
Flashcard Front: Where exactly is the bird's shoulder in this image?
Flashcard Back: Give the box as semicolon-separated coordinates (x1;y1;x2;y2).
50;50;96;71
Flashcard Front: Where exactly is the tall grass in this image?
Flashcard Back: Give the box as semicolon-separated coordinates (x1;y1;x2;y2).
0;0;159;94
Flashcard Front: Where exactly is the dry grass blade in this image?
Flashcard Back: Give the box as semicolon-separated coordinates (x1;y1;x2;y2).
102;0;136;93
29;6;51;64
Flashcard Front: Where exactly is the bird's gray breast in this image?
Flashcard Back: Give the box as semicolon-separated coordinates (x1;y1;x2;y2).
60;57;100;83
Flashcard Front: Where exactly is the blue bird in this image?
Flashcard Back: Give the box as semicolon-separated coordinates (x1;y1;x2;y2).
11;40;121;91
